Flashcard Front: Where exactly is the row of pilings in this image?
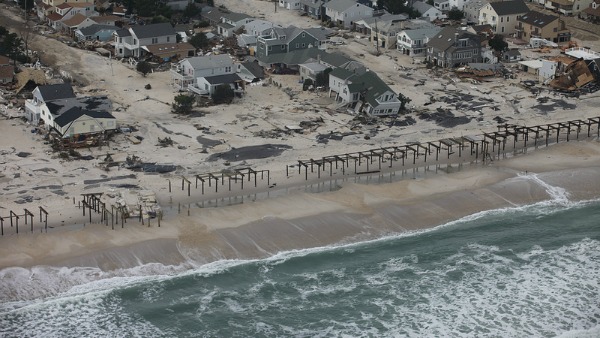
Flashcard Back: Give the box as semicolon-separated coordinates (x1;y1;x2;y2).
2;117;598;235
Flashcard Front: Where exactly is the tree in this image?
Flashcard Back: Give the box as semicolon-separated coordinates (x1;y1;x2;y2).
135;0;154;17
489;34;508;53
211;84;234;104
136;61;152;77
315;67;332;87
189;32;209;50
0;33;24;65
448;7;465;21
172;94;195;114
183;2;199;18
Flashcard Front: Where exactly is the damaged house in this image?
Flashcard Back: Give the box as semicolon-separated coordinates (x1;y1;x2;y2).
549;58;600;92
27;84;117;143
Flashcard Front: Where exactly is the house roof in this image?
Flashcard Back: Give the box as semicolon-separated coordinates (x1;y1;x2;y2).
38;83;76;101
222;12;253;22
57;2;92;9
143;42;195;57
325;0;365;13
54;106;115;128
330;67;356;81
518;11;558;27
0;55;10;65
300;62;328;72
470;24;493;34
299;0;324;8
427;27;480;52
412;2;436;14
202;73;242;85
77;24;118;36
131;23;176;39
115;28;131;37
464;0;489;10
356;13;408;28
240;61;264;78
202;7;228;23
46;12;64;22
90;15;121;24
401;26;443;40
0;65;14;80
46;96;113;120
62;13;87;27
184;54;234;70
258;48;354;67
358;71;396;107
217;22;235;30
112;6;127;15
583;5;600;17
244;20;280;34
490;0;530;16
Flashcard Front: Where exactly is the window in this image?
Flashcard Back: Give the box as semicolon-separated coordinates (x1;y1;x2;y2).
296;43;299;48
152;37;158;43
281;45;285;49
501;27;504;33
133;39;137;44
302;43;305;47
167;36;170;42
507;17;509;22
302;33;305;37
501;17;503;23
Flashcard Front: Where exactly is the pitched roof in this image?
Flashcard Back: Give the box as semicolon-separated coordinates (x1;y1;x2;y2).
240;61;264;78
45;96;113;119
37;83;76;101
401;26;443;40
78;24;119;36
54;107;115;128
90;15;121;24
325;0;366;12
412;1;436;14
202;73;242;84
427;27;480;52
131;23;176;39
185;54;234;70
518;11;559;27
115;28;131;37
61;13;87;27
46;12;64;22
490;0;530;16
258;48;355;67
143;43;195;57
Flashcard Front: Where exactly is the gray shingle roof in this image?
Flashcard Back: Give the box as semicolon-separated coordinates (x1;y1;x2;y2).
115;28;131;37
490;0;530;16
38;83;76;101
131;23;176;39
401;26;443;40
185;55;234;70
325;0;361;13
78;24;118;36
203;73;242;84
54;107;115;127
426;27;480;52
241;61;264;78
412;2;435;14
46;96;113;118
518;11;558;27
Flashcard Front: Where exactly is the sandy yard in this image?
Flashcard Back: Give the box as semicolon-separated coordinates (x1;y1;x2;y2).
1;1;600;239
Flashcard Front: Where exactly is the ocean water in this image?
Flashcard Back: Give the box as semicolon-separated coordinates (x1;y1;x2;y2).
1;195;599;336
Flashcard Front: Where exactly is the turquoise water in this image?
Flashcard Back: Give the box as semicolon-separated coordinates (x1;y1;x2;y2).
1;198;599;337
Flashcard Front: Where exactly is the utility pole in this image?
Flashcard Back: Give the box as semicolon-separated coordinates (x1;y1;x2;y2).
274;0;277;13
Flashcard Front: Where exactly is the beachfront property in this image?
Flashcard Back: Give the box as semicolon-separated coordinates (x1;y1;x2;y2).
370;18;408;50
463;0;489;25
299;0;329;19
478;0;530;36
583;0;600;22
35;0;94;21
236;20;281;53
412;2;445;22
237;61;266;83
515;11;571;43
171;54;243;94
324;0;374;28
279;0;302;10
254;26;329;60
25;83;116;138
328;68;403;116
113;23;177;58
44;2;98;30
217;12;255;38
433;0;451;11
354;13;408;37
397;26;443;56
426;27;482;68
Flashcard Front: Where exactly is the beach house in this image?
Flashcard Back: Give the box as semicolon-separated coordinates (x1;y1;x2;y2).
324;0;374;29
516;11;571;43
426;27;482;67
478;0;530;36
114;23;177;58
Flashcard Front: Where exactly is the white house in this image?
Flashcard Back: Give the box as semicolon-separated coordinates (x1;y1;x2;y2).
433;0;451;11
25;83;75;125
196;73;243;95
397;26;443;56
217;12;255;37
449;0;469;10
325;0;375;28
114;23;177;58
329;67;403;116
171;54;235;91
464;0;489;24
412;2;445;21
279;0;302;10
479;0;530;35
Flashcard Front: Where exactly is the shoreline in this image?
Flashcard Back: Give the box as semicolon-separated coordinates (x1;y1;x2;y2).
0;141;599;273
